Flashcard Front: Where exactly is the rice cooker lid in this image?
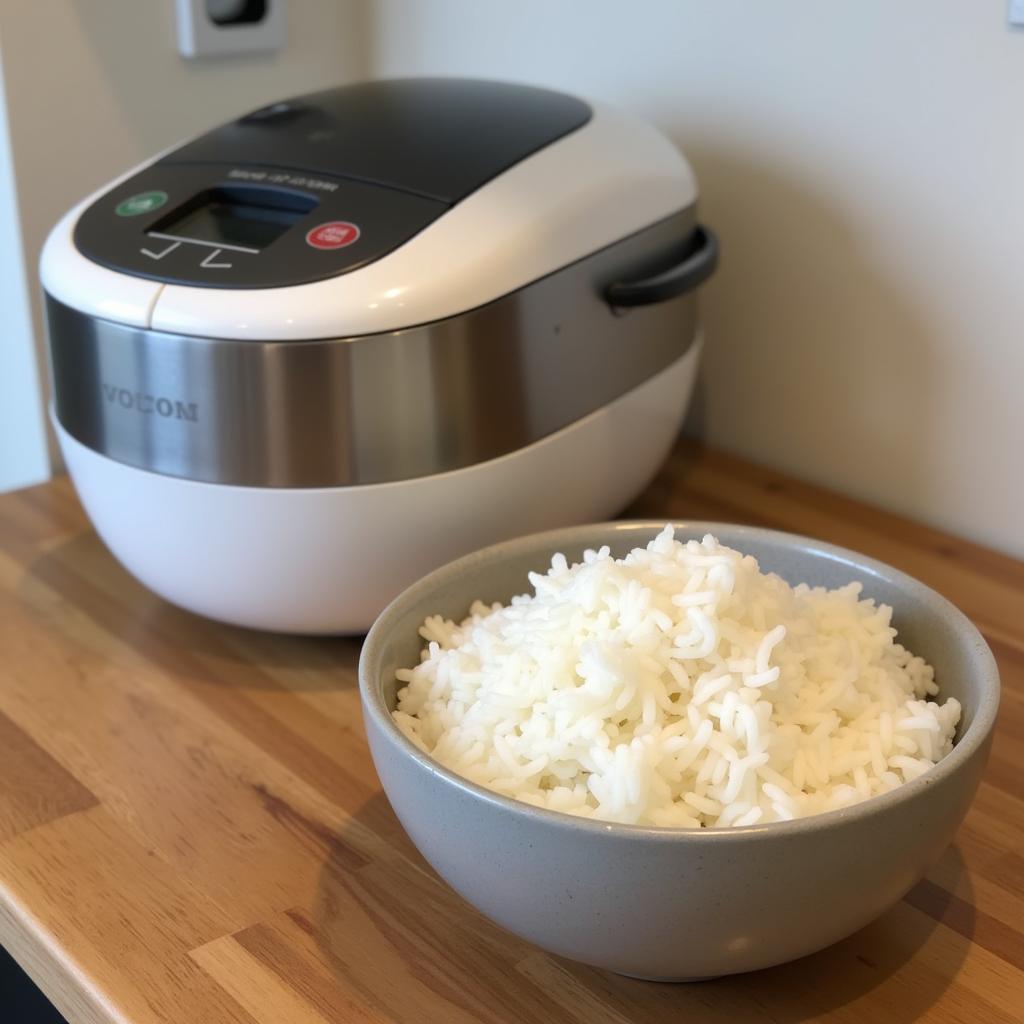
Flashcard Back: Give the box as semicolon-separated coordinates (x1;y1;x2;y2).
72;79;591;290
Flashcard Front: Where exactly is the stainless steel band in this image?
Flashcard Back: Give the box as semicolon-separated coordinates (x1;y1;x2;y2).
47;207;699;489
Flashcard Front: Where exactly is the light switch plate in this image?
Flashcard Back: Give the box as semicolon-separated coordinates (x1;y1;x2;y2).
1010;0;1024;27
176;0;286;58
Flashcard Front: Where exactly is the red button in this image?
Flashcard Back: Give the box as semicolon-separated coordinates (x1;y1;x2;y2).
306;221;361;250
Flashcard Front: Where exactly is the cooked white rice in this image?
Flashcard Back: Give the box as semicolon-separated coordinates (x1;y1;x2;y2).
393;527;960;827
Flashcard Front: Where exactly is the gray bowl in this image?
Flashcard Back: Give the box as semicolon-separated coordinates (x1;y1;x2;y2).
359;522;999;980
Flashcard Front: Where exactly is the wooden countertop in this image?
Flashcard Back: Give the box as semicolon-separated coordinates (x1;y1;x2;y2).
0;443;1021;1024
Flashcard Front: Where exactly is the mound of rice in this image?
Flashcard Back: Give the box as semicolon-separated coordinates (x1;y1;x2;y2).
392;527;961;827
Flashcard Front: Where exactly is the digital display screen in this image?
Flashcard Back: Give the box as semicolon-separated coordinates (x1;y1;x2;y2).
149;187;318;251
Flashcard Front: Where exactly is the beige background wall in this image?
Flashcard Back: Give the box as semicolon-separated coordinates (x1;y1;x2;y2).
365;0;1024;558
2;1;1022;557
0;50;48;491
0;0;366;486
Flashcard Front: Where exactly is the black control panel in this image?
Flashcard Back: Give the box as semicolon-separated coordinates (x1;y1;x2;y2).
72;78;592;290
75;162;446;289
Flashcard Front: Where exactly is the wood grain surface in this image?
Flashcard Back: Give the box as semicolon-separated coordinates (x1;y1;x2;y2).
0;442;1021;1024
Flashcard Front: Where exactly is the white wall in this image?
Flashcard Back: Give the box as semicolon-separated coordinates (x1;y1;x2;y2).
365;0;1024;557
0;51;49;492
0;0;366;487
5;1;1020;554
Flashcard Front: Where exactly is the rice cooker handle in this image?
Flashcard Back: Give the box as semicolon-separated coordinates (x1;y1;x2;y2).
605;225;718;308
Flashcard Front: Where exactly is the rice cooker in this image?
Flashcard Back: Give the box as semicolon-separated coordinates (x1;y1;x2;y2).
42;78;717;633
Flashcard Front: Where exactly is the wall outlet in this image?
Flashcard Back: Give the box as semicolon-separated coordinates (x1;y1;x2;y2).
176;0;286;58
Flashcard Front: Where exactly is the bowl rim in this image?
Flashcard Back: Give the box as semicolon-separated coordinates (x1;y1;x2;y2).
359;519;1001;840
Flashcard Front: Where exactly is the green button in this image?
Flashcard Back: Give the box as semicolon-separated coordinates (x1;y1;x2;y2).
115;190;168;217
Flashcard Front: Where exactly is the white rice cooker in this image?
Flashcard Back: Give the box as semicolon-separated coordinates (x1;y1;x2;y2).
42;78;716;633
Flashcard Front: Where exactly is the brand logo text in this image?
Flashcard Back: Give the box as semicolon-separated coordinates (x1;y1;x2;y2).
102;384;198;422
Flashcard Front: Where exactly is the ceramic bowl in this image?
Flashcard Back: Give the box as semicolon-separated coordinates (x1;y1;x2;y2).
359;522;999;980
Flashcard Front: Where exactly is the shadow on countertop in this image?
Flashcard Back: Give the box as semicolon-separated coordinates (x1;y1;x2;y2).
19;528;364;693
302;790;974;1023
